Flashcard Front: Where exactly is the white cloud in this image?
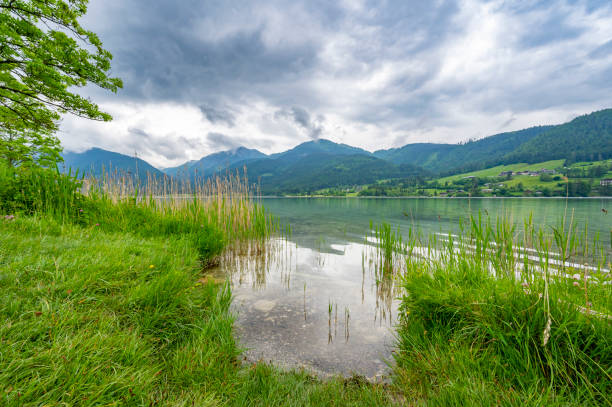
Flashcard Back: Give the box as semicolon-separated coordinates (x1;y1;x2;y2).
59;0;612;168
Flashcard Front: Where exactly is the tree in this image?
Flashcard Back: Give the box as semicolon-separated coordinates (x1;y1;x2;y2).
0;125;60;167
0;0;122;167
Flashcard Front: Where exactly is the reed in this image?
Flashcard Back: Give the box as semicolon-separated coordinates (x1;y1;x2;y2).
388;211;611;405
81;167;278;241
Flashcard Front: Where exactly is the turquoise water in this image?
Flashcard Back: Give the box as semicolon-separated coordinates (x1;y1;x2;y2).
261;197;612;252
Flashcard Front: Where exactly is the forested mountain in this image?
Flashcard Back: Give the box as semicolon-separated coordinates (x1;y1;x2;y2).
270;139;371;160
502;109;612;164
164;147;266;177
61;148;164;182
374;126;553;174
225;151;422;194
373;109;612;175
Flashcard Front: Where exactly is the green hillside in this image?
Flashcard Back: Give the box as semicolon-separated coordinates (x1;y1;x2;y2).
438;160;565;183
230;152;423;194
60;109;612;195
504;109;612;164
373;126;552;174
373;109;612;176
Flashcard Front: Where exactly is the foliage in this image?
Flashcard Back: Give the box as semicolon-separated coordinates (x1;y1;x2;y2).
0;163;83;218
0;125;61;167
0;0;122;131
0;0;122;168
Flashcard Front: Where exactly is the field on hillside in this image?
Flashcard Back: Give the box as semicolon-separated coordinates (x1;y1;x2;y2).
438;160;566;183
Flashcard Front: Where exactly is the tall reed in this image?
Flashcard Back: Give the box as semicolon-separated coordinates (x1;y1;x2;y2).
82;167;278;241
389;211;611;405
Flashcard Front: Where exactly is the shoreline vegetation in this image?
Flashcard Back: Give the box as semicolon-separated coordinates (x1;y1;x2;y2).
1;165;611;405
0;165;394;406
262;195;612;199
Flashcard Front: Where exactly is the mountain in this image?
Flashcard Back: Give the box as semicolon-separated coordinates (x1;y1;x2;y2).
502;109;612;164
270;139;371;160
61;148;164;182
164;147;266;177
373;126;553;175
59;108;612;194
217;140;423;194
373;109;612;175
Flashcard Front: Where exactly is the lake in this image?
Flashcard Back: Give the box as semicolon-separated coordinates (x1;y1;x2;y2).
209;198;611;379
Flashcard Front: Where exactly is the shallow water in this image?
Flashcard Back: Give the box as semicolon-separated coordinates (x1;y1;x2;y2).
212;197;611;378
210;239;400;379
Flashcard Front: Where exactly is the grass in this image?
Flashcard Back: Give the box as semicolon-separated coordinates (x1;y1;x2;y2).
380;212;612;406
438;160;565;183
0;165;395;406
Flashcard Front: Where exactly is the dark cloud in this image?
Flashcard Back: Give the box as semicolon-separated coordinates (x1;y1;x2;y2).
82;0;321;104
59;0;612;165
206;132;242;150
275;106;324;139
496;117;517;130
127;127;205;160
199;105;236;127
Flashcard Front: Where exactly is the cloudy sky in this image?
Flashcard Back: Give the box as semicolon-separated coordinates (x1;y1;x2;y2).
59;0;612;168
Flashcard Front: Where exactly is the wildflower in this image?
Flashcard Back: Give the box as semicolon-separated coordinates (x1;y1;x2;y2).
573;281;580;287
521;282;529;288
149;265;155;269
4;215;15;221
79;209;84;213
572;273;580;280
95;223;100;227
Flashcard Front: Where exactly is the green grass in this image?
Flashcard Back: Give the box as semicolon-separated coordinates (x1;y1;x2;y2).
0;215;395;406
438;160;565;183
389;213;612;406
2;165;611;405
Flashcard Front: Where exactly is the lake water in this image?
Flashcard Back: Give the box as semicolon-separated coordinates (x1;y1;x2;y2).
210;198;611;379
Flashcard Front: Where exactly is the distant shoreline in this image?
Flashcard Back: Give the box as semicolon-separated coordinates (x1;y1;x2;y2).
257;195;612;199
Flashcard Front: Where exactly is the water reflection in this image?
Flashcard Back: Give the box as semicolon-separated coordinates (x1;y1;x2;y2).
207;237;401;379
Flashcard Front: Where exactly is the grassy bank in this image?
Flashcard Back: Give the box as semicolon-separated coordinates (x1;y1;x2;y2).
0;166;393;406
381;215;612;406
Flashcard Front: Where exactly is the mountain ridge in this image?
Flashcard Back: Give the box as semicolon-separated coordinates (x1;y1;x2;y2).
61;108;612;192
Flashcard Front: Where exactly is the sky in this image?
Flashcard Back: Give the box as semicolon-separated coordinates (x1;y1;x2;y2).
59;0;612;168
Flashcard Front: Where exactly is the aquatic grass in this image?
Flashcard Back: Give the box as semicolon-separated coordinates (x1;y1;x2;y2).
391;211;612;406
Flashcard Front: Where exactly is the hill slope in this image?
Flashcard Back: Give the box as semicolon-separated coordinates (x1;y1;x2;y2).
503;109;612;164
164;147;266;177
373;109;612;175
217;140;423;194
374;126;553;174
